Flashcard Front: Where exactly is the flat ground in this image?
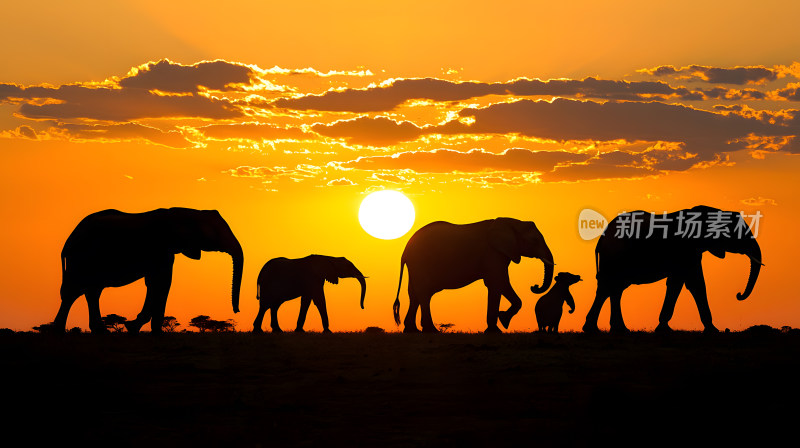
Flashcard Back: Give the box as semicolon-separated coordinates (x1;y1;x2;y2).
3;330;798;447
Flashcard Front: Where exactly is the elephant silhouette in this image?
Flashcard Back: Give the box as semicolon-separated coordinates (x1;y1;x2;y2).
393;217;554;333
583;205;763;333
534;272;580;333
56;208;244;333
253;255;366;333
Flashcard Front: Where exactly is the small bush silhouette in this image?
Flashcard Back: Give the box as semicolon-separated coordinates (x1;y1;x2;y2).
103;314;128;332
438;323;455;333
189;315;235;332
32;322;57;333
162;316;181;332
364;326;385;334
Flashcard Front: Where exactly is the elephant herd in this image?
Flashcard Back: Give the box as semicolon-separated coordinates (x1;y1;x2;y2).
53;205;763;335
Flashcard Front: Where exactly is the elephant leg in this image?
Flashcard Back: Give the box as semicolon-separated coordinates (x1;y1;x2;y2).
583;283;611;333
685;267;718;333
253;298;268;333
295;295;312;332
270;304;283;333
54;288;81;332
420;295;438;333
656;276;685;333
85;289;107;333
311;294;331;333
497;280;522;330
609;290;628;333
485;287;502;333
403;283;422;333
127;266;173;334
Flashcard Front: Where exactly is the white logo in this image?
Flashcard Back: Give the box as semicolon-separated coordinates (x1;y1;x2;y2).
578;209;607;240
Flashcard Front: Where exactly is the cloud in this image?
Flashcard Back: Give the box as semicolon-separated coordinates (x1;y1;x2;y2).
773;83;800;101
540;163;657;182
14;84;243;121
225;166;289;179
313;116;428;145
5;60;257;122
0;83;24;102
368;171;416;184
56;122;193;148
741;196;778;206
15;125;37;139
640;64;780;85
198;123;315;141
327;178;356;186
119;59;258;93
261;66;373;77
339;147;590;173
454;99;794;168
276;78;501;112
275;77;736;113
223;164;323;183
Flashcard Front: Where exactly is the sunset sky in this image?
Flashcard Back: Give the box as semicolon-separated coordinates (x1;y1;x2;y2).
2;1;799;332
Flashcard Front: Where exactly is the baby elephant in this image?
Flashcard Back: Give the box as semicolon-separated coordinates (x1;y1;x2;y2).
253;255;366;333
535;272;581;333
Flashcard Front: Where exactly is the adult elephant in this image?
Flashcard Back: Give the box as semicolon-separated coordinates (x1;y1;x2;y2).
393;217;554;333
56;208;244;334
583;205;763;333
253;255;366;333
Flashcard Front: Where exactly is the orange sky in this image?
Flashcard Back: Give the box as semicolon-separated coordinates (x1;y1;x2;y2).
2;1;799;332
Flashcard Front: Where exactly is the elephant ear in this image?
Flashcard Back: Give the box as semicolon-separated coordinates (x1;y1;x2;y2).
489;219;521;264
321;259;339;284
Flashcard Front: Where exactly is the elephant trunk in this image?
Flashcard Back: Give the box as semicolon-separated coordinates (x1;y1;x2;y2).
737;241;762;301
224;240;244;313
566;293;576;314
530;247;554;294
357;275;367;310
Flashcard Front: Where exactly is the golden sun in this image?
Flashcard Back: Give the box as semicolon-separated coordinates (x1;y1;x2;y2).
358;190;415;240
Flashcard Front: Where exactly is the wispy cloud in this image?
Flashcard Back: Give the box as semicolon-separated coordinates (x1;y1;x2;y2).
639;64;782;85
741;196;778;206
339;147;589;173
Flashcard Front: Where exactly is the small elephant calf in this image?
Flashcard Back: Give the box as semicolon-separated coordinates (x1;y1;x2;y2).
535;272;581;333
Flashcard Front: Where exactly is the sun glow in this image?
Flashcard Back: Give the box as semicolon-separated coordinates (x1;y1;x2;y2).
358;190;415;240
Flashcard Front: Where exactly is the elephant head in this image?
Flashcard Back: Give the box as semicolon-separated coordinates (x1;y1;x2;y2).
166;208;244;313
700;208;762;302
555;272;581;314
315;256;367;309
488;217;555;295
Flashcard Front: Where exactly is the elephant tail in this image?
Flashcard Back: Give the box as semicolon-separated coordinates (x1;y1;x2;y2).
256;283;260;301
393;260;406;326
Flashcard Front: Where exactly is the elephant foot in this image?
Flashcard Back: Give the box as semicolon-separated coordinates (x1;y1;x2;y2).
421;326;440;334
609;325;630;334
403;326;421;334
655;323;673;333
498;311;514;329
124;321;144;334
271;327;283;334
322;328;332;334
294;328;305;333
582;322;600;334
252;327;263;334
703;325;720;334
484;325;502;334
